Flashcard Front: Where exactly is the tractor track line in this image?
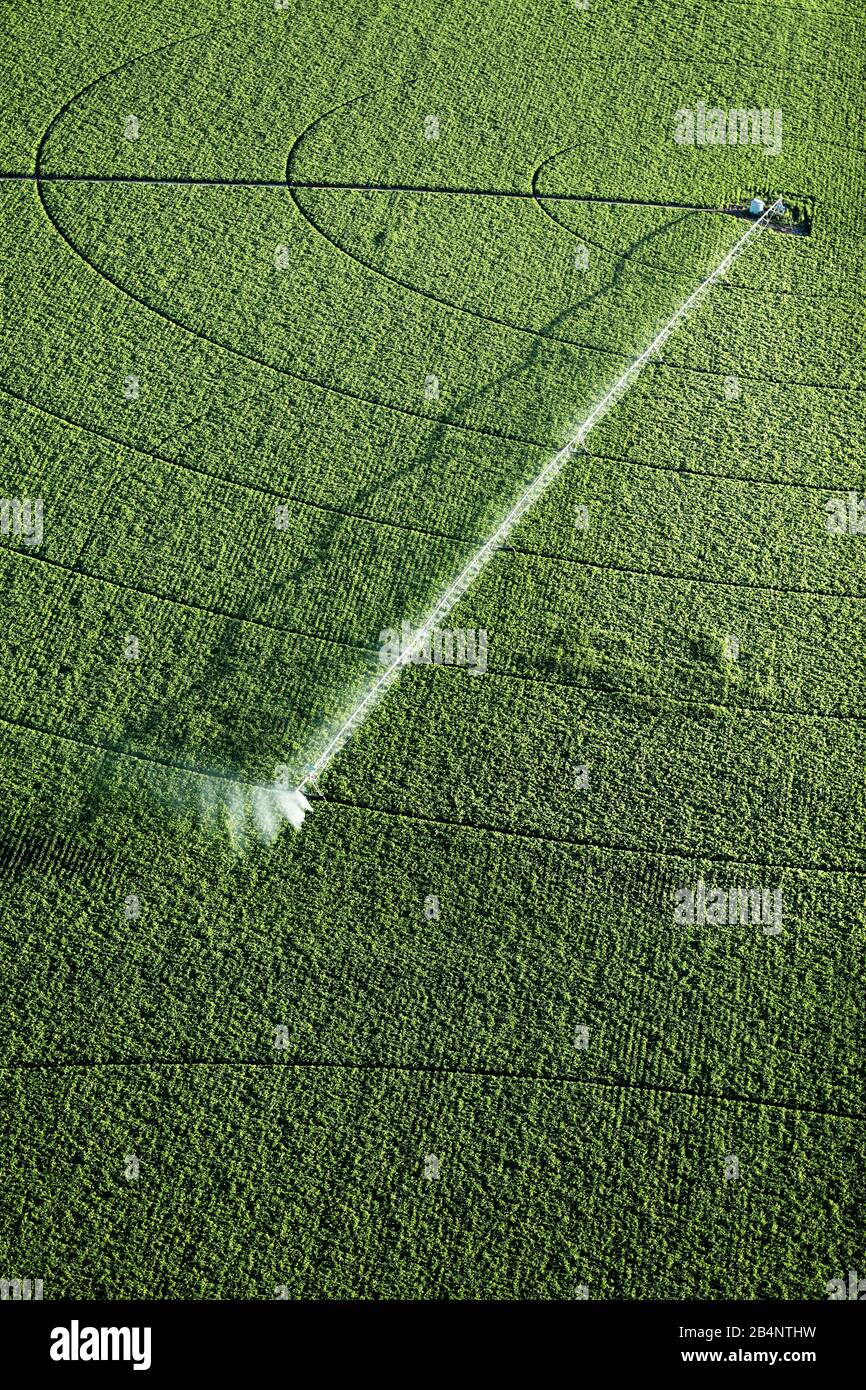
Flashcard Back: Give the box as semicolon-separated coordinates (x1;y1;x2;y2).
10;513;866;625
5;558;866;729
1;546;372;652
9;163;850;300
316;793;866;880
2;699;866;880
505;544;866;603
475;660;866;728
585;446;863;495
2;379;858;511
0;167;817;211
1;1056;861;1124
5;650;866;811
0;380;544;486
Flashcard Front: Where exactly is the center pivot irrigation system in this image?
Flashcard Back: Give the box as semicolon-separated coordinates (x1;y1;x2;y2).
274;198;784;833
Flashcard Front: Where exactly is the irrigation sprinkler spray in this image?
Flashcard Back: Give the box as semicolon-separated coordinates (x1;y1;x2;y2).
266;198;784;834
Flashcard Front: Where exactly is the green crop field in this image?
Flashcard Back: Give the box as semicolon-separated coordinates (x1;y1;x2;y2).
0;0;863;1301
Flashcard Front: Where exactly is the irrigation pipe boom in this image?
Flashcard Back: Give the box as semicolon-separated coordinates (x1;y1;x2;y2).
278;199;783;830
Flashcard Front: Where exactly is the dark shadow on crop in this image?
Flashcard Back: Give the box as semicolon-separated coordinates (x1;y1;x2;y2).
67;214;701;826
149;215;697;771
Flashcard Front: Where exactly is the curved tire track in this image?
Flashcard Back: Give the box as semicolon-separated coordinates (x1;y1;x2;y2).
285;89;630;361
528;145;847;304
4;1055;861;1124
285;95;863;391
3;378;858;506
32;39;553;459
3;704;866;886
